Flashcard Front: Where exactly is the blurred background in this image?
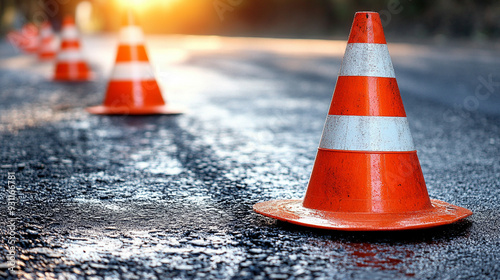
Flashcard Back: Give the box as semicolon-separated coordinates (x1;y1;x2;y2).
1;0;500;42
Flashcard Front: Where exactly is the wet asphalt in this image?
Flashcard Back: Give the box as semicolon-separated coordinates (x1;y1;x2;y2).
0;35;499;279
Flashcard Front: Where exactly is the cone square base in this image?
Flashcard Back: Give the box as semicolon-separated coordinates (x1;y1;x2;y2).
86;104;184;115
254;199;472;231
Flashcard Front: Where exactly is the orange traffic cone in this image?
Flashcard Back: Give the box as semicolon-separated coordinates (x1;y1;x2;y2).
38;21;58;60
7;23;39;54
53;16;92;81
86;11;183;115
253;11;472;231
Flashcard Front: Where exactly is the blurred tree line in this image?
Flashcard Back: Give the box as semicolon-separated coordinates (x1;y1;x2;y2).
1;0;499;41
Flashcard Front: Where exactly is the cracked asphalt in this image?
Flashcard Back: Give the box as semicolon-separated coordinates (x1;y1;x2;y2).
0;35;499;279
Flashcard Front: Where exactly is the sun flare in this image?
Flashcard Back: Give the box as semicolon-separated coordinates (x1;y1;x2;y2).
114;0;181;11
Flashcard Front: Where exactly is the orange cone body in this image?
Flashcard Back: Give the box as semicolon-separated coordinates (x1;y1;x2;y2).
253;11;472;231
87;11;183;115
53;16;92;81
7;23;39;54
38;21;58;60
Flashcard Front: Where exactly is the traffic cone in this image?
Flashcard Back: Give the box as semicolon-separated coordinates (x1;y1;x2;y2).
253;11;472;231
7;23;39;54
86;11;183;115
38;21;58;60
53;16;92;81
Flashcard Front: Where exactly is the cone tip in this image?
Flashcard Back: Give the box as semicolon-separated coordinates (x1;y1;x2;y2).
348;11;386;44
63;15;75;26
353;11;382;22
41;21;51;29
355;11;378;15
122;9;140;26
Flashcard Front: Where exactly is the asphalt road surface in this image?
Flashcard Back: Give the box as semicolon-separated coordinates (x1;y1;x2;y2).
1;35;499;280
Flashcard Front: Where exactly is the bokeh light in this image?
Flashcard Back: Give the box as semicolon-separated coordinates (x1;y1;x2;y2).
114;0;182;12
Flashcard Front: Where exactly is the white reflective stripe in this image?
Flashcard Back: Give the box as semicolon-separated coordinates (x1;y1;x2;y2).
41;38;59;51
40;28;53;38
111;62;155;80
57;50;82;62
339;43;395;78
319;115;415;151
119;26;144;45
61;26;79;40
39;41;58;52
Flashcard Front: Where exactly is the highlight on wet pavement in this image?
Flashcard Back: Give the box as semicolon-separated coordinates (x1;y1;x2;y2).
1;6;500;280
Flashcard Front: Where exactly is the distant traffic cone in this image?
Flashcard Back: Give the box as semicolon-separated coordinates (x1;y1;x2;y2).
86;11;183;115
53;16;92;81
38;21;58;60
7;23;39;54
254;11;472;231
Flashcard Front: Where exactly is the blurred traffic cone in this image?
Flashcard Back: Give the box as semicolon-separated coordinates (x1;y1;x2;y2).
7;23;39;54
38;21;58;60
87;11;183;115
53;16;92;81
254;11;472;231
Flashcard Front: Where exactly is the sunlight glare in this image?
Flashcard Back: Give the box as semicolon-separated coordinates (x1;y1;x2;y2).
115;0;181;11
